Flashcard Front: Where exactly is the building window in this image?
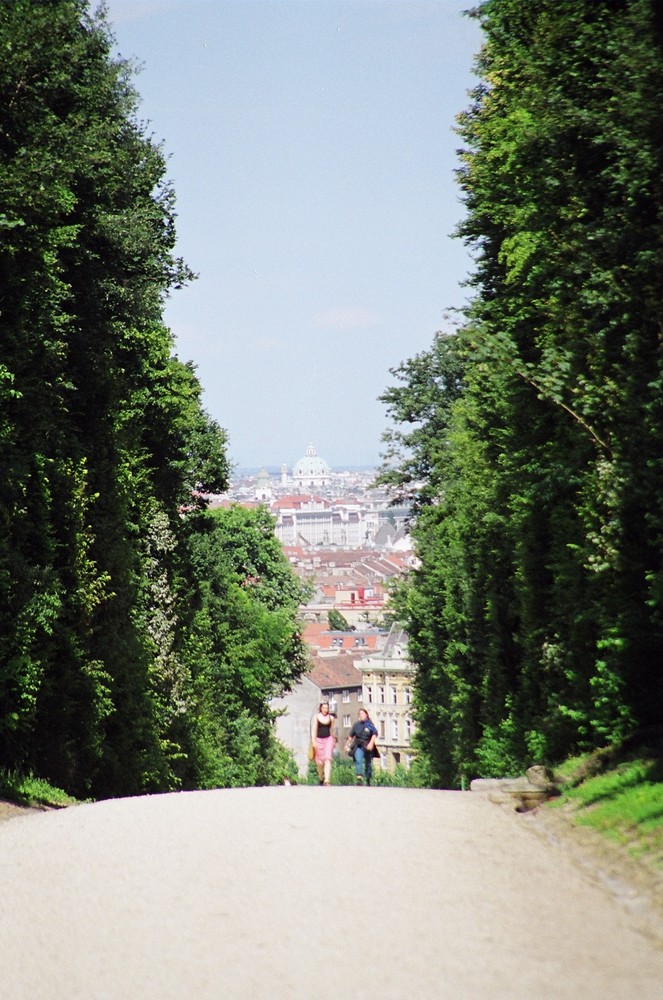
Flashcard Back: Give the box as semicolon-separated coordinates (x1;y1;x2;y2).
378;685;385;704
379;720;386;739
391;718;399;741
404;687;412;705
343;715;351;728
342;689;350;703
358;688;363;702
390;685;398;704
405;719;412;743
365;686;372;703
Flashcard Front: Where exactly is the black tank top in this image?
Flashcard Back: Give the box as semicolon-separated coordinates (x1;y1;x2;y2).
317;719;332;738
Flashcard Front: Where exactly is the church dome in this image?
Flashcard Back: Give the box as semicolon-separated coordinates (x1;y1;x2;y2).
293;443;331;487
254;466;273;501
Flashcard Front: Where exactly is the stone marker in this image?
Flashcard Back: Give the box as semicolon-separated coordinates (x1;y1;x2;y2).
470;766;558;811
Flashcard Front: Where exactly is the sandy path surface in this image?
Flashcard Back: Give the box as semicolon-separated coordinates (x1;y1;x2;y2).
1;786;662;1000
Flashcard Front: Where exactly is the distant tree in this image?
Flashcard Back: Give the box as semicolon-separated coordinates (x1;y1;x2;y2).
328;609;351;632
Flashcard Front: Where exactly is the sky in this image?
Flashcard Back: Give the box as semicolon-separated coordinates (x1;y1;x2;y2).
101;0;484;471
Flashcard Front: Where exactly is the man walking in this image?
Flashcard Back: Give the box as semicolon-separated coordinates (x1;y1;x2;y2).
345;708;378;785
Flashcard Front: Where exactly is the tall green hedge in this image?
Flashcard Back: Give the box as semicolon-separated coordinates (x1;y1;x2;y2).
0;1;306;796
379;0;663;785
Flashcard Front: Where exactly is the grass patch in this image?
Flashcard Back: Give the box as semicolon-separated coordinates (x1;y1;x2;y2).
550;738;663;868
0;768;78;809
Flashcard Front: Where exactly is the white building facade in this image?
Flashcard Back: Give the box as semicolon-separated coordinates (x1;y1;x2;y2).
358;627;416;772
272;496;368;547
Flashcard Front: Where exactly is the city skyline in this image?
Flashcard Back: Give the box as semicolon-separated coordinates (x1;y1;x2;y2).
230;441;377;476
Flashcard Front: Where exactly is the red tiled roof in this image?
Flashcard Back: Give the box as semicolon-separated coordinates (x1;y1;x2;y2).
307;656;363;689
308;550;367;566
270;495;328;510
301;622;329;642
282;545;305;559
316;633;379;652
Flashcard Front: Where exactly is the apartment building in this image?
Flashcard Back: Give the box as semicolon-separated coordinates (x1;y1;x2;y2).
357;626;416;772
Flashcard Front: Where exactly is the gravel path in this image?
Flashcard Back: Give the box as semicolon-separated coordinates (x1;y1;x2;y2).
1;786;662;999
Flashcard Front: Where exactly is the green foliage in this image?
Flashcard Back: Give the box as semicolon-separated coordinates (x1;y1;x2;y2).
304;755;418;787
0;768;78;808
305;759;318;785
371;764;416;788
0;2;305;798
379;0;663;787
178;505;310;789
474;706;523;780
550;740;663;865
334;757;358;784
375;331;464;513
327;609;351;632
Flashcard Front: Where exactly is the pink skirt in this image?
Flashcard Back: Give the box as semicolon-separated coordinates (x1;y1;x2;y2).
314;736;334;763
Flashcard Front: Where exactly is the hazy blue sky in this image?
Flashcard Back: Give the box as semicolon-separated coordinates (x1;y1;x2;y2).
102;0;483;470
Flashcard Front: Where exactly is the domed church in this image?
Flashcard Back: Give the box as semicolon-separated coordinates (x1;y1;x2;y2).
292;443;331;489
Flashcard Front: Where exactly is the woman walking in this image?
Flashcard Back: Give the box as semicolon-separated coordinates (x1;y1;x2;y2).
312;701;336;785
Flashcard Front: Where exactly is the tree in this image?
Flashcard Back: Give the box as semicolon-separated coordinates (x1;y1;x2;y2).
1;1;298;798
381;0;663;785
375;331;464;514
0;0;194;791
179;505;311;787
328;609;351;632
